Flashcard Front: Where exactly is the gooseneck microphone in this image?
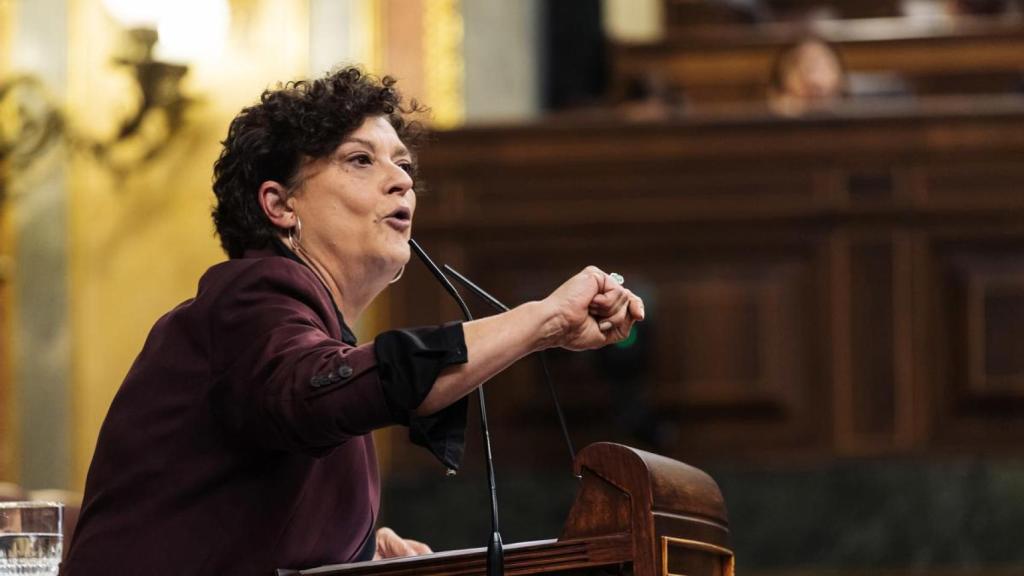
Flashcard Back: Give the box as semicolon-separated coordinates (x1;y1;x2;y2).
407;238;504;576
441;264;578;477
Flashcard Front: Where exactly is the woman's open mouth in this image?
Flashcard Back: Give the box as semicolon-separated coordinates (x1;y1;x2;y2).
383;207;412;231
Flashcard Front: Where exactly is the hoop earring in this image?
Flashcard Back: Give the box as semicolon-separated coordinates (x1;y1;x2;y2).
288;217;302;250
389;265;405;285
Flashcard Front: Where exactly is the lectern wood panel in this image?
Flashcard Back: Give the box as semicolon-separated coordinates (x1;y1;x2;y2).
282;443;733;576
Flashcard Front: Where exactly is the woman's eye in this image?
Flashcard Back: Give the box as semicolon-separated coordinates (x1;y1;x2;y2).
398;163;414;175
351;154;372;165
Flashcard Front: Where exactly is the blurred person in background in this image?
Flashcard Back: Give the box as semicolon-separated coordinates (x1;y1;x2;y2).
768;36;847;115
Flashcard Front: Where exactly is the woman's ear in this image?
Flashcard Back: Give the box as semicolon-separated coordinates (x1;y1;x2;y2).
258;181;296;230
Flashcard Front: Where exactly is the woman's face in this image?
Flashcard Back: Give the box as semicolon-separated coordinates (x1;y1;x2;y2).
782;41;843;101
290;115;415;280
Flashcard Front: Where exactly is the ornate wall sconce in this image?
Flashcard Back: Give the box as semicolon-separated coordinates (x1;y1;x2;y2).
87;24;194;171
0;0;229;197
0;74;64;203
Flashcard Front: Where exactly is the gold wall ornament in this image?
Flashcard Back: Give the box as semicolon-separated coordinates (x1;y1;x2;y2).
86;26;194;174
0;74;65;204
0;25;198;187
423;0;465;129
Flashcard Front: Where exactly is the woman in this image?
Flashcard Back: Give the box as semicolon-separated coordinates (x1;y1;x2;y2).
768;36;847;115
61;67;643;575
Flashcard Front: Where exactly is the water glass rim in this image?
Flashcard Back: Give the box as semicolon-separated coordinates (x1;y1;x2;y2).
0;501;64;509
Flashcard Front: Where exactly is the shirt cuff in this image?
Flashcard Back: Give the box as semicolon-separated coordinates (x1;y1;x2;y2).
373;321;469;470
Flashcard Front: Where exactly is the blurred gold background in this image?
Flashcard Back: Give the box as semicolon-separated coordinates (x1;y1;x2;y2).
1;0;484;491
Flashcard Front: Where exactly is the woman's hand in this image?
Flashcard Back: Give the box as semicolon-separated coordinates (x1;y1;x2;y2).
373;526;432;560
415;267;645;417
541;266;645;351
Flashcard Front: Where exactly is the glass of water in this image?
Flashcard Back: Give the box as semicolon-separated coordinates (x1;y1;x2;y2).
0;502;63;576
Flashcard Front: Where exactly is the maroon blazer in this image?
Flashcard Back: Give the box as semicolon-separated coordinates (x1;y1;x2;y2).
62;248;466;575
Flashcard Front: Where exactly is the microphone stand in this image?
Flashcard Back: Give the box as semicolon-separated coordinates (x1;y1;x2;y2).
408;239;504;576
441;264;578;476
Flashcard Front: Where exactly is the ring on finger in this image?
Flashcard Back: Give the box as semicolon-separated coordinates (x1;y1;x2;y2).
609;272;625;285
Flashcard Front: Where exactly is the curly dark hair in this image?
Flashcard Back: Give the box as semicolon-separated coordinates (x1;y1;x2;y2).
211;66;424;258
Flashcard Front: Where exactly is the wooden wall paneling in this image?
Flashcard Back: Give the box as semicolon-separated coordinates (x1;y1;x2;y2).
420;110;1024;203
650;248;813;414
832;159;918;454
377;68;1024;576
846;170;896;203
832;228;919;455
964;258;1024;399
908;232;931;449
846;238;897;449
421;230;828;464
927;238;964;449
828;231;852;454
452;165;820;226
389;225;833;468
417;141;832;232
928;235;1024;450
660;277;763;407
401;105;1024;464
923;160;1024;211
892;232;919;451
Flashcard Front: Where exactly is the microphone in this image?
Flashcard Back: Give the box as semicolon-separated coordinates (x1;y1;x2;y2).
407;238;504;576
441;264;578;478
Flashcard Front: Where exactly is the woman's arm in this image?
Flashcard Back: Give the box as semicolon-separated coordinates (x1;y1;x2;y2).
415;266;644;416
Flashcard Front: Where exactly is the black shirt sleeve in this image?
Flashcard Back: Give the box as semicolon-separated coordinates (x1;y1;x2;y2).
373;321;469;471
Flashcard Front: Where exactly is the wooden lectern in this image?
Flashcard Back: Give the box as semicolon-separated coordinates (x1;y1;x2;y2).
283;442;734;576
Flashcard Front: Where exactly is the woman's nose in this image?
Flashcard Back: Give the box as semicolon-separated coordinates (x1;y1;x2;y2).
387;162;414;195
